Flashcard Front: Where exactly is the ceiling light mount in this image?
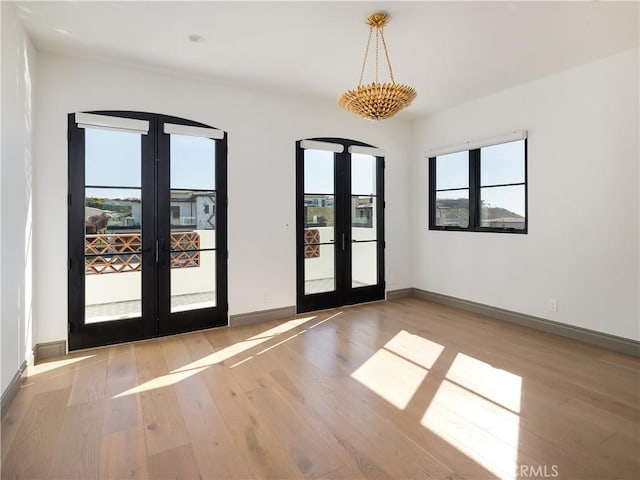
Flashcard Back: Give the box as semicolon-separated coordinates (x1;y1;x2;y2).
338;12;417;121
365;12;389;29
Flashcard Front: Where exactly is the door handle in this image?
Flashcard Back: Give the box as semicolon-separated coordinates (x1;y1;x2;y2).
341;233;346;251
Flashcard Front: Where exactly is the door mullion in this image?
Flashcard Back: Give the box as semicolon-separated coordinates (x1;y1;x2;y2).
334;153;348;303
376;155;385;289
342;150;353;297
156;116;171;335
141;115;158;338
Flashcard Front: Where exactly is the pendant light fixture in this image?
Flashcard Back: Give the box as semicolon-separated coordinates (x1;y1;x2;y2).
338;12;417;121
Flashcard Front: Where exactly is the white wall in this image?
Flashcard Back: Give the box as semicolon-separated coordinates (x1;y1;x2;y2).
33;52;414;344
1;3;37;394
412;48;639;341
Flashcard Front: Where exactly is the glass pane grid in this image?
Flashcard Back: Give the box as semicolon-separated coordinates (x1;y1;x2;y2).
169;133;217;312
304;149;336;295
430;140;526;232
84;127;143;324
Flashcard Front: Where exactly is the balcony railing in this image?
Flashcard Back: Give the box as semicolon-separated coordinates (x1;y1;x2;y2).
304;229;320;259
85;232;200;274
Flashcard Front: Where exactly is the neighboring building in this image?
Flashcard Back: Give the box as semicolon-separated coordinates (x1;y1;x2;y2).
171;192;216;230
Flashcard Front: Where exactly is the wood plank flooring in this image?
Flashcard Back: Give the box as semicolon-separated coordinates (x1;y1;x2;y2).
2;298;639;479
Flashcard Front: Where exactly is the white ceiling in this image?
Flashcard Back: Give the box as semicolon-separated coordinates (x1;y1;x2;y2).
13;1;640;118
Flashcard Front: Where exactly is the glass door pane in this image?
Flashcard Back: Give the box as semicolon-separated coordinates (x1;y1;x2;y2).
351;153;378;288
169;134;216;312
84;128;143;323
303;149;336;294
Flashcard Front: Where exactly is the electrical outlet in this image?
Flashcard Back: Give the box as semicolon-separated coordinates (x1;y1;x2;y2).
548;298;558;312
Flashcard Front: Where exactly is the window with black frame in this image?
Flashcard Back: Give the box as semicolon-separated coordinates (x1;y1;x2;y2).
429;137;527;233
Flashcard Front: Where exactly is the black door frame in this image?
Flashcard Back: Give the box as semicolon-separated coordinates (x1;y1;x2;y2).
295;137;385;313
68;111;228;350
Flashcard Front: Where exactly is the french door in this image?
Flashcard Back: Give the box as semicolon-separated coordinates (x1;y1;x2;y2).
296;138;385;313
68;111;227;350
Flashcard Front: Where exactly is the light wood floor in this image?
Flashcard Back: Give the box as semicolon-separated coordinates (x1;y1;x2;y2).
2;298;639;479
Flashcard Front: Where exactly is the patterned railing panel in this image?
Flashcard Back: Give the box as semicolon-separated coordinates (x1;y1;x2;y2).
85;232;200;274
304;229;320;259
170;232;200;269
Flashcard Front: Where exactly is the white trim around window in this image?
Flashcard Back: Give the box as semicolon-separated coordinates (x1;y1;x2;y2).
426;130;527;158
75;112;149;134
163;123;225;139
348;145;385;157
299;140;345;153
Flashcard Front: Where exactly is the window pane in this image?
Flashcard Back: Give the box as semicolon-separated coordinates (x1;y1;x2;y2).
171;250;216;312
85;189;143;323
85;188;141;234
480;185;525;229
352;196;376;240
85;128;141;187
304;149;334;194
352;241;377;288
85;266;141;323
305;244;335;294
304;195;335;229
170;134;215;190
435;190;469;228
436;151;468;190
481;140;525;186
170;190;216;249
352;153;376;195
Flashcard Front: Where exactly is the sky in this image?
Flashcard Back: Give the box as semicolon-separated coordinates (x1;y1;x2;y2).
304;150;376;196
84;128;215;199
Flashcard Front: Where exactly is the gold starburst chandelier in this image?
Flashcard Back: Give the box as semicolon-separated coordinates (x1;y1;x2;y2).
338;12;417;121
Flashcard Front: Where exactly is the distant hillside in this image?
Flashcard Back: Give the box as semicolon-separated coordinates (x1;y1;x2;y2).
482;206;523;220
437;199;523;219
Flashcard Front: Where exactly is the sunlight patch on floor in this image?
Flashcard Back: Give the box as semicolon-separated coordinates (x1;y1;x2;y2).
421;353;521;480
170;316;318;372
252;314;336;357
384;330;444;369
113;366;209;397
28;355;96;376
445;352;522;413
351;330;440;409
112;315;319;397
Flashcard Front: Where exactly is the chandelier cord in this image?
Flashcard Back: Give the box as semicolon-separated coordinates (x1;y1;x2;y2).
358;26;374;87
375;27;380;84
379;28;396;84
